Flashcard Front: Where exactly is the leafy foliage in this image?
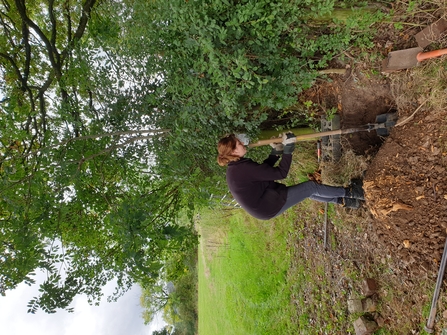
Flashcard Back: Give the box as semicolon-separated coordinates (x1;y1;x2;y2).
151;329;171;335
0;0;196;313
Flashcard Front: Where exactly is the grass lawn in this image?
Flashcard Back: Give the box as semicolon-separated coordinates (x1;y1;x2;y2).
198;208;299;335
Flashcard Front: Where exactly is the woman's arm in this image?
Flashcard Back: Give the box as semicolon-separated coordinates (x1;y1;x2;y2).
263;155;280;167
249;154;292;181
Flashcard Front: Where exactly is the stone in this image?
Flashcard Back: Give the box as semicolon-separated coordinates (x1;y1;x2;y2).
353;316;379;335
362;278;378;297
362;298;377;313
375;315;385;327
348;298;363;314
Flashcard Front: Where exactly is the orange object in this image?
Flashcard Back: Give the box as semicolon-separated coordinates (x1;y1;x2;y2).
417;48;447;61
317;141;321;162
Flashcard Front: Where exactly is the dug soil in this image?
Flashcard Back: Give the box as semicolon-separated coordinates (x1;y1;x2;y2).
312;65;447;274
296;44;447;332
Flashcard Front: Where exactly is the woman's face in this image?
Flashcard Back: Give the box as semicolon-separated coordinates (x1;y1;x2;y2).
232;140;247;157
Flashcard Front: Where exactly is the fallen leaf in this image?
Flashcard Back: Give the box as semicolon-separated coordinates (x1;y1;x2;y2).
403;240;411;248
416;196;425;200
383;202;414;216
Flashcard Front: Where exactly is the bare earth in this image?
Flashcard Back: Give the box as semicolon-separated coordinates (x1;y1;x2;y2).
296;54;447;333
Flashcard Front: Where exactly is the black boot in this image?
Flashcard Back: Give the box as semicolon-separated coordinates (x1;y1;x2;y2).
338;197;360;209
345;179;365;200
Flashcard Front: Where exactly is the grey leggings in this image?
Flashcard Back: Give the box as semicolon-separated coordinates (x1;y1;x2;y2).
273;181;346;218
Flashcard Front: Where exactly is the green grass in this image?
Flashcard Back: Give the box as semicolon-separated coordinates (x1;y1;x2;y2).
198;209;298;335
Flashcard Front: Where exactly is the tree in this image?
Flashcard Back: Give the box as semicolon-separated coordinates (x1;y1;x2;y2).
0;0;197;313
140;244;198;334
141;282;173;324
152;328;171;335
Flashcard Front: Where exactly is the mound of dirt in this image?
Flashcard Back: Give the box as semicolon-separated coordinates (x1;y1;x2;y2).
298;64;447;332
365;107;447;274
304;64;447;275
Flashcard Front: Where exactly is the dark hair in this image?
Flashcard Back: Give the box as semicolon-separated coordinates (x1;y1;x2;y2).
217;134;241;166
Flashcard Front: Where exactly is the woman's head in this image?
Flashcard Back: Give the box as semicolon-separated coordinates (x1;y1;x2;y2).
217;134;246;166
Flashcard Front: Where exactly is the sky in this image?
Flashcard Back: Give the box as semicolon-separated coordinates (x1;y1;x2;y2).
0;274;167;335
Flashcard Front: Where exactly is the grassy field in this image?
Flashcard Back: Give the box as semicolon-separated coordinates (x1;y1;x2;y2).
198;208;299;335
198;203;364;335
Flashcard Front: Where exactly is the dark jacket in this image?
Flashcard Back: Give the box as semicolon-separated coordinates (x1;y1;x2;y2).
226;154;292;220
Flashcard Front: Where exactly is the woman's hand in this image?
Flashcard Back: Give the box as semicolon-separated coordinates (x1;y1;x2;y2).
269;141;284;155
282;132;296;154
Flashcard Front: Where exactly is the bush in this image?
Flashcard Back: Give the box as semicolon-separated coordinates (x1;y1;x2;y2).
120;0;386;203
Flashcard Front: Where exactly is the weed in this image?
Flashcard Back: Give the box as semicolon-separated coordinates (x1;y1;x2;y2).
320;148;369;186
325;107;338;121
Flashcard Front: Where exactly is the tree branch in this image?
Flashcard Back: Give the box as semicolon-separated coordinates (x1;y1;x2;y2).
77;133;167;169
0;129;171;164
14;0;61;78
60;0;97;64
48;0;57;47
0;51;25;87
20;13;31;82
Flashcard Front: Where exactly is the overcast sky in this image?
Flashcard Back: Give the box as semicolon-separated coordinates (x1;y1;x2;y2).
0;275;166;335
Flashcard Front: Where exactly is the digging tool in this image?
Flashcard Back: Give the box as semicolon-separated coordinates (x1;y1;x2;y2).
425;236;447;333
248;112;397;148
415;18;447;48
317;140;321;163
382;47;447;72
323;202;328;250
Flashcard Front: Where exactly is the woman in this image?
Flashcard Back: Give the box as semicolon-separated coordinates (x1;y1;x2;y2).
217;133;364;220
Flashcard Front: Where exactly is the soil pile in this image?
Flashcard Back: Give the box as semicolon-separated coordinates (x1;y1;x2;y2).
310;66;447;274
300;65;447;332
365;107;447;275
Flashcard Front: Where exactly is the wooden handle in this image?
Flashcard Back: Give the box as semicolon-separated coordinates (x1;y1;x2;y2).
247;128;365;148
417;48;447;61
248;137;286;147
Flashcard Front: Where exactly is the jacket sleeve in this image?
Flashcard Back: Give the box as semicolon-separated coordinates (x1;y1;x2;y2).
246;154;292;181
263;155;280;167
